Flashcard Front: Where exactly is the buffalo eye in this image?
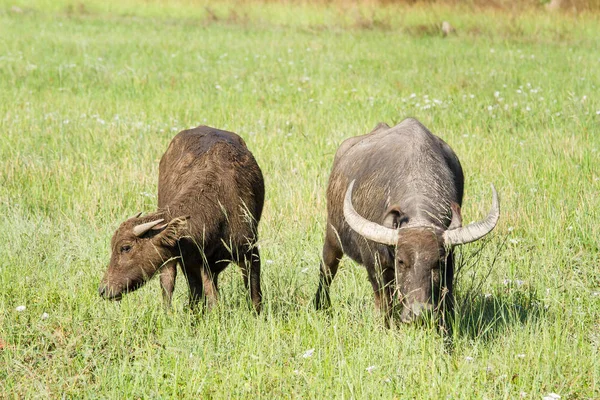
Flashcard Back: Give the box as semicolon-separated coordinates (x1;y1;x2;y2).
120;245;132;253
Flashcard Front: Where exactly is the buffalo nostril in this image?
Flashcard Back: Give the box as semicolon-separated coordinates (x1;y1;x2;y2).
401;311;414;324
411;302;433;316
98;285;107;297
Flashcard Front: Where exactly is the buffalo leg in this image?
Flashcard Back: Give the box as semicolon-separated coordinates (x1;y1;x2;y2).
200;264;219;310
182;262;204;310
159;261;178;309
381;266;396;327
366;254;394;327
314;229;343;310
439;252;455;332
239;247;262;314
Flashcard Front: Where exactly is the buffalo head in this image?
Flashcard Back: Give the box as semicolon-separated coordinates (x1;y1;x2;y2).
98;213;188;300
343;180;499;323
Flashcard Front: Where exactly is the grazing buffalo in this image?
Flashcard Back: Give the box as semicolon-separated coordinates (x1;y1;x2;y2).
99;126;265;313
314;118;499;324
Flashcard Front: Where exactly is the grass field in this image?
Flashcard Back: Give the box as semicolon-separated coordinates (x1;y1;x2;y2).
1;0;599;398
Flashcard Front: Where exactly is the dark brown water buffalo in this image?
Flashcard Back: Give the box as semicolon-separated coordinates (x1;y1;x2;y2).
98;126;265;313
314;118;499;325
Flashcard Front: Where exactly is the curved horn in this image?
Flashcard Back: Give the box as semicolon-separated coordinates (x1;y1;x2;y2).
443;184;500;246
132;218;165;237
131;212;143;219
343;180;398;246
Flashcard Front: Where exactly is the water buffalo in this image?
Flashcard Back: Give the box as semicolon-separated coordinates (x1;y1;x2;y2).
98;126;265;313
314;118;499;324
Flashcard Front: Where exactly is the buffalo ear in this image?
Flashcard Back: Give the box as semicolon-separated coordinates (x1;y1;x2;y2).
382;205;408;229
448;202;463;230
156;216;190;247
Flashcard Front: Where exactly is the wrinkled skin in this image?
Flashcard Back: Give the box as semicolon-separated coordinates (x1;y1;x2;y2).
99;126;264;313
314;118;463;326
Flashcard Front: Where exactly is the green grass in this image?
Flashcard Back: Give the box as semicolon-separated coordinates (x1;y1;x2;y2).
1;0;599;398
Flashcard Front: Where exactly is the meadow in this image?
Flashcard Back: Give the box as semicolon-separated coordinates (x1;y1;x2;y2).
0;0;599;398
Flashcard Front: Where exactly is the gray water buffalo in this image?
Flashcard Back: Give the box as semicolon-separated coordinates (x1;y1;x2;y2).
99;126;265;313
314;118;499;325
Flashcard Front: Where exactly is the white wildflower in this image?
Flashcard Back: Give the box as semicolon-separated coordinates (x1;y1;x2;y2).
15;305;26;312
366;365;376;373
465;356;474;362
542;394;561;400
302;348;315;358
41;312;49;320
